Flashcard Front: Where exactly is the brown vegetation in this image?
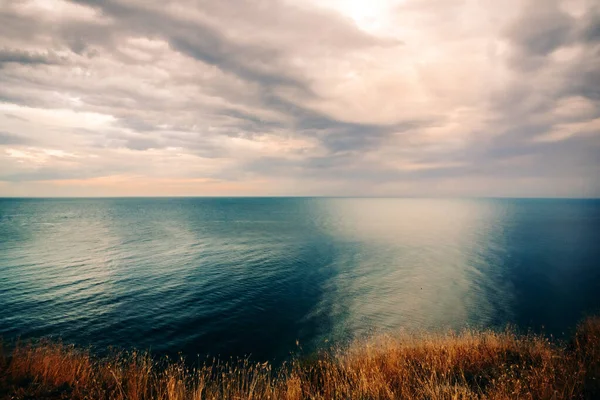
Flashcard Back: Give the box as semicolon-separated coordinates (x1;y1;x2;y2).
1;316;599;399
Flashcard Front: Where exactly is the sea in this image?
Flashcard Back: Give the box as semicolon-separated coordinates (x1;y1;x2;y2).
1;197;599;362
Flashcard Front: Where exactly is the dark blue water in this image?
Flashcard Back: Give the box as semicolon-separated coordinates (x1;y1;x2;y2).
1;198;599;361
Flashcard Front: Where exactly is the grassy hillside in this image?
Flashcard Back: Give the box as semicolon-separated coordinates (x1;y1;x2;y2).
1;317;599;399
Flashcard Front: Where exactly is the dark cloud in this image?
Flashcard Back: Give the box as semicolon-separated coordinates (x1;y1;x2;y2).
495;0;600;163
123;137;159;151
577;6;600;43
506;2;574;57
503;0;600;103
0;49;56;66
68;0;388;93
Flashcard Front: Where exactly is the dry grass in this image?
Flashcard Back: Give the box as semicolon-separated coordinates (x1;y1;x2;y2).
1;316;599;399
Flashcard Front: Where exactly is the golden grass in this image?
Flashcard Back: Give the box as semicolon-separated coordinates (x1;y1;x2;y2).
1;316;599;399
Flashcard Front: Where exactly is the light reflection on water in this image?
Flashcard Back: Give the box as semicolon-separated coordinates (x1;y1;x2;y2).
311;199;514;338
0;198;599;361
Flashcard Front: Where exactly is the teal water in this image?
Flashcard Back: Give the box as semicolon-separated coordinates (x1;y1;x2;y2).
0;198;599;361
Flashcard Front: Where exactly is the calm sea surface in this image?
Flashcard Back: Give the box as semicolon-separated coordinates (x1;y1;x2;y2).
1;198;599;361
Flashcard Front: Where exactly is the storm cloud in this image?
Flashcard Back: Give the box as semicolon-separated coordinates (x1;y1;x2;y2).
0;0;598;196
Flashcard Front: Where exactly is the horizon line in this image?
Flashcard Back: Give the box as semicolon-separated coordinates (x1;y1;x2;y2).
1;195;599;200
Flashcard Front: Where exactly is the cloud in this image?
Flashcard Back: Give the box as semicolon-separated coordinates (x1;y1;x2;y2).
0;49;58;66
0;131;29;145
506;1;575;57
0;0;598;196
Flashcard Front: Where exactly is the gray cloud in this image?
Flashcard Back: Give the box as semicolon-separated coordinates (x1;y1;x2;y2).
0;49;57;66
0;131;29;145
506;2;574;57
3;113;29;122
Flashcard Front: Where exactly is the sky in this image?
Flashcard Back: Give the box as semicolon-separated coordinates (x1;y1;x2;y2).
0;0;599;197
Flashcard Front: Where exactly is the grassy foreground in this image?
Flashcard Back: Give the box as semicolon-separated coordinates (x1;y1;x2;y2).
1;317;599;400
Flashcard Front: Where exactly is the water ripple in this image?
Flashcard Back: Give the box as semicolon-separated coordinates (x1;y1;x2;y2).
1;198;599;361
